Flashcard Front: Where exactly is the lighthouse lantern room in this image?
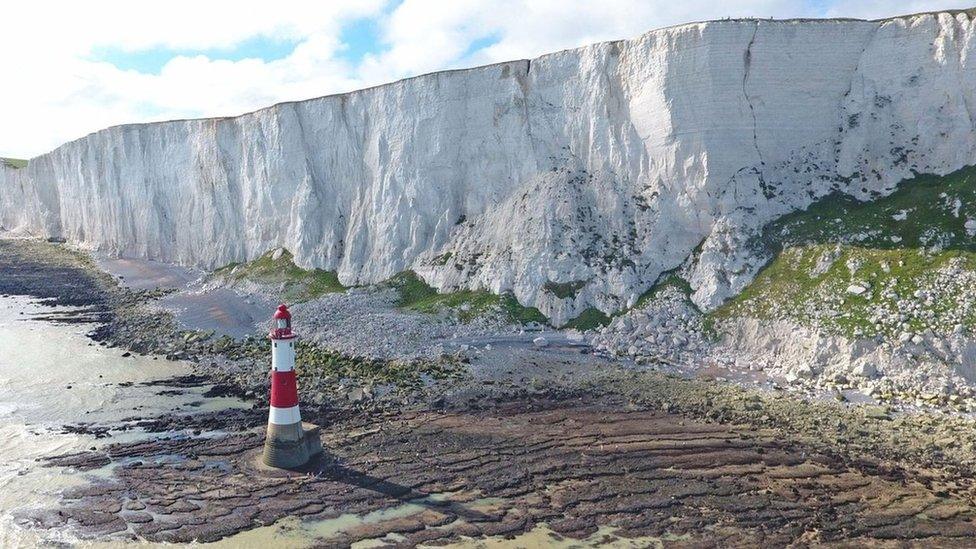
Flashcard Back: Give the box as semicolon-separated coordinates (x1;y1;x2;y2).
270;305;296;383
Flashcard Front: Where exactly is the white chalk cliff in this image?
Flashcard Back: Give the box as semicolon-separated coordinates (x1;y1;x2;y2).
3;10;976;324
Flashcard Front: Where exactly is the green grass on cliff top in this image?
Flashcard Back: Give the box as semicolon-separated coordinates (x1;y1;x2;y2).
214;249;345;302
1;158;27;169
712;166;976;337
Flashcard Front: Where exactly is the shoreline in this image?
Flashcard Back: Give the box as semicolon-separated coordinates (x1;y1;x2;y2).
6;238;976;546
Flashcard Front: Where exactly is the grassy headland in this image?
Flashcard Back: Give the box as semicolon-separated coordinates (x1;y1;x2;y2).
1;157;27;169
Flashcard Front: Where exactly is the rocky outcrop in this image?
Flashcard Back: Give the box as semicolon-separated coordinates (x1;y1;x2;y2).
3;10;976;324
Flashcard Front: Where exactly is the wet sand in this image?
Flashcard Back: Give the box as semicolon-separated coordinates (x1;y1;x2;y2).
97;255;272;338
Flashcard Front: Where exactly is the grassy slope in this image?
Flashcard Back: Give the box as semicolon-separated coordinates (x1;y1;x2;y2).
562;308;611;331
213;252;548;325
562;273;696;332
387;271;548;325
1;158;27;169
713;166;976;338
214;249;344;302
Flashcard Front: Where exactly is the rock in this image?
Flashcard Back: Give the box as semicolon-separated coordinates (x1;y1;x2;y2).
864;406;891;420
852;362;878;379
347;387;367;402
966;219;976;237
846;284;868;295
119;511;153;524
795;364;815;379
271;248;284;261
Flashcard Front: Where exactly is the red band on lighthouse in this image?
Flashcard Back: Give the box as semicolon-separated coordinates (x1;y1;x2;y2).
270;371;299;408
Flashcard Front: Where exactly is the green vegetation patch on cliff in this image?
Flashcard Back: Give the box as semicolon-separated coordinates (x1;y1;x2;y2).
387;271;547;325
714;244;976;338
768;166;976;252
1;158;27;169
562;307;611;331
636;272;694;310
543;279;588;299
213;249;344;302
713;166;976;339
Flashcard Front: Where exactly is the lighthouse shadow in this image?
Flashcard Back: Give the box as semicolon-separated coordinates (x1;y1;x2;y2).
306;456;492;522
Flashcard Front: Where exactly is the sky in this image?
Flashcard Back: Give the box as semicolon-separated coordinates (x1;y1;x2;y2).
1;0;972;158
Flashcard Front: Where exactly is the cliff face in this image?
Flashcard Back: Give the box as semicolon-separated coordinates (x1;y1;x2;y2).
3;11;976;324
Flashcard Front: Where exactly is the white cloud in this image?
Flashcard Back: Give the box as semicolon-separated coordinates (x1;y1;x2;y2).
0;0;968;158
0;0;384;157
823;0;974;19
361;0;815;79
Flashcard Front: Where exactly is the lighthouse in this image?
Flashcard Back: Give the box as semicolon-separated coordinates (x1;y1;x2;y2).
262;304;323;469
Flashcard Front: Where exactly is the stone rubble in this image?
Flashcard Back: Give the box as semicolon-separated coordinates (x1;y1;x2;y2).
587;258;976;410
289;287;523;361
590;286;710;367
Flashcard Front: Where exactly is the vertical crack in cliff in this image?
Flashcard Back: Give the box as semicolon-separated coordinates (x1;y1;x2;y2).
742;23;770;198
518;59;535;161
836;24;880;190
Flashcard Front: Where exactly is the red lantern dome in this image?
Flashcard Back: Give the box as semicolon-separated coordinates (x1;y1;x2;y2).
270;304;296;339
273;304;291;320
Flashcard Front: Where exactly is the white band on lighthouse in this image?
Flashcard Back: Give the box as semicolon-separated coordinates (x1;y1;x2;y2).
272;339;295;372
269;405;301;425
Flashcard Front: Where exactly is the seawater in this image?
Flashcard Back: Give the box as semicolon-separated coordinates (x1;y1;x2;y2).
0;295;245;548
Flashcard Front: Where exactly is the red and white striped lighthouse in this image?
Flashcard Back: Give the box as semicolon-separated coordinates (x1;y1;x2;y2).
269;304;300;425
262;304;322;469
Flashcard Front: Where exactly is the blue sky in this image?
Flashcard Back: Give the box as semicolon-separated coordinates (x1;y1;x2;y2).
90;14;393;74
1;0;972;157
86;2;506;77
90;36;304;74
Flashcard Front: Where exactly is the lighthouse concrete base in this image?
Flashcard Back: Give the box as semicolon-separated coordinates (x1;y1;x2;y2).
262;422;323;470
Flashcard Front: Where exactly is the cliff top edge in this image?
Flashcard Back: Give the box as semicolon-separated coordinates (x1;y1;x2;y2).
17;6;976;162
